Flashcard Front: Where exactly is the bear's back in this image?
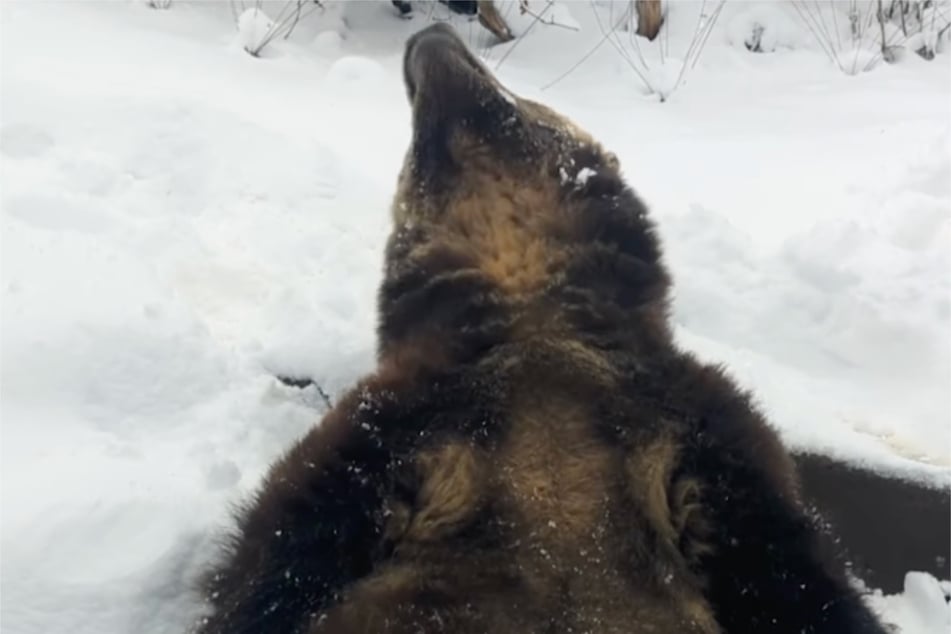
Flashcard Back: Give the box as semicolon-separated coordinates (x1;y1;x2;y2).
314;341;719;634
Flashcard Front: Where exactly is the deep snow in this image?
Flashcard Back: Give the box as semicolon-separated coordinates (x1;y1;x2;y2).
1;1;949;633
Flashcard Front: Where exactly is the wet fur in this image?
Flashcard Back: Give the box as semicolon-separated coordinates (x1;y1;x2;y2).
194;24;888;634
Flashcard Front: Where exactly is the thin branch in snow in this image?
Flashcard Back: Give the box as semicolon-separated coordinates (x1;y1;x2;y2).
494;0;556;70
275;375;333;410
831;0;844;51
541;26;615;90
589;2;652;89
679;0;709;70
521;2;579;31
794;0;950;72
233;0;325;57
688;0;727;70
575;0;724;102
792;2;837;63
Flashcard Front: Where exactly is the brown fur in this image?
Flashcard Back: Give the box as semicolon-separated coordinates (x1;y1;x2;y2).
403;442;486;542
193;24;888;634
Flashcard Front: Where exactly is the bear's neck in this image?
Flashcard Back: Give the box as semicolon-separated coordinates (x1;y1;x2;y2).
376;188;672;371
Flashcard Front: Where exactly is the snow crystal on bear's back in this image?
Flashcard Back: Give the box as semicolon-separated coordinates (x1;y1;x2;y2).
556;160;597;190
497;86;517;106
576;167;597;186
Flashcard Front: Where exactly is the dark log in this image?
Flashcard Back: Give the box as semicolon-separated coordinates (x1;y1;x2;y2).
794;452;950;594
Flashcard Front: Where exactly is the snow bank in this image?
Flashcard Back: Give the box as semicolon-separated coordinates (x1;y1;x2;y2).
660;126;950;477
1;2;948;634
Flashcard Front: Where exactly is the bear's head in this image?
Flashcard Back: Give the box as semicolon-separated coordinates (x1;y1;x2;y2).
379;23;671;367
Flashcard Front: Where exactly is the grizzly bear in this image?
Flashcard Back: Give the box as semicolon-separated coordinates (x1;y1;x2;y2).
194;23;888;634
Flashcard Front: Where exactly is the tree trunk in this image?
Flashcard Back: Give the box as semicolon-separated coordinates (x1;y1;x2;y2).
478;0;515;43
635;0;664;40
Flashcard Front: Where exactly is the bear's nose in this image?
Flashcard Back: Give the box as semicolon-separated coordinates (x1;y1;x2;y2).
405;22;466;65
403;23;488;104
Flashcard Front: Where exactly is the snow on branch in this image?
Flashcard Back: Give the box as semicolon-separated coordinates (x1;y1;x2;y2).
792;0;950;74
232;0;325;57
543;1;725;103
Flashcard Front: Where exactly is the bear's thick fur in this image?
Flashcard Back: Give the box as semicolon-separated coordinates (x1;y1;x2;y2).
194;24;888;634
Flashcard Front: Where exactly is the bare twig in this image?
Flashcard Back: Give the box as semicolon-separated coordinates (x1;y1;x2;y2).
830;0;844;50
688;0;727;70
521;2;579;31
811;0;838;49
275;375;333;410
494;0;555;70
542;26;615;90
233;0;325;57
793;0;951;72
589;1;651;88
792;1;839;63
285;0;314;40
679;0;710;74
627;6;650;68
878;0;889;57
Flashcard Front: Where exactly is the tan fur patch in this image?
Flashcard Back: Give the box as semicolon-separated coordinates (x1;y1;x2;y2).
378;334;453;380
312;565;422;633
625;435;713;568
518;99;597;147
625;435;680;545
551;338;618;383
435;173;565;298
499;396;613;551
680;595;722;634
405;442;486;542
670;477;714;564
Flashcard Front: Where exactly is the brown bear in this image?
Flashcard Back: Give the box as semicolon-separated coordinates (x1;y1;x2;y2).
193;23;888;634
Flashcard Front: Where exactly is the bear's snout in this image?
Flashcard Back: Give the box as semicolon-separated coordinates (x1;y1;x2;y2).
403;23;480;103
401;23;527;182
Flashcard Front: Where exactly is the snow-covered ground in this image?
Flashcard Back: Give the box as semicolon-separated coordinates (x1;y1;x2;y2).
1;1;949;633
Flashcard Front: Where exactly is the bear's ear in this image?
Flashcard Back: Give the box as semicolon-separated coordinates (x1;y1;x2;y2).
605;151;620;171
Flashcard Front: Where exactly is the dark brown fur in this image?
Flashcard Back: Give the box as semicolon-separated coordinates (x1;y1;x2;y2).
193;24;888;634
